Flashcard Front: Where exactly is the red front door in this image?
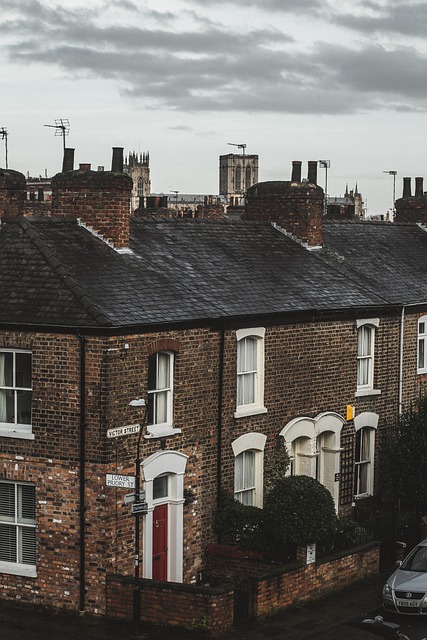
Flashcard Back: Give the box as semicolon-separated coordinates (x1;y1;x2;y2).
152;504;168;581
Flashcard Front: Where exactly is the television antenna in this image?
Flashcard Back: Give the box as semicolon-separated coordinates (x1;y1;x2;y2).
44;118;70;150
0;127;8;168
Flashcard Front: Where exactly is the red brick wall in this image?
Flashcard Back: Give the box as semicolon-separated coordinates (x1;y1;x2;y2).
244;182;324;247
106;575;234;635
51;170;132;248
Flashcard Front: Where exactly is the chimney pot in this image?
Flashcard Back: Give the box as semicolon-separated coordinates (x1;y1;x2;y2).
79;164;91;172
62;148;75;173
415;177;424;197
111;147;124;173
291;161;302;182
402;177;412;198
307;161;318;185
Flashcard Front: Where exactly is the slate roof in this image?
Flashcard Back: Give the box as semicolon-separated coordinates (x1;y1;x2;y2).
321;220;427;306
0;216;389;330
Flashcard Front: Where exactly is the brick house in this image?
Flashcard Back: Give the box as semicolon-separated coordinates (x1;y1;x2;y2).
1;152;427;622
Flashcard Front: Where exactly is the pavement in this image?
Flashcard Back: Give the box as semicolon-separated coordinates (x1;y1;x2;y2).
0;568;402;640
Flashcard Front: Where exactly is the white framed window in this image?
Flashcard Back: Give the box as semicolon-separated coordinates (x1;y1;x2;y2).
0;481;36;577
147;351;173;429
418;316;427;373
354;428;375;497
354;412;378;498
0;349;33;440
280;413;345;510
356;319;380;396
232;432;266;508
235;328;266;418
235;450;256;505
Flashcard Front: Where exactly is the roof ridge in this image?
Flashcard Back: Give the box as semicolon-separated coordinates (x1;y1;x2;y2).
17;218;112;327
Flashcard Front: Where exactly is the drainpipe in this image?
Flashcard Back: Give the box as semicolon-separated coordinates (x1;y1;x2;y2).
216;323;226;501
398;307;405;415
78;332;86;612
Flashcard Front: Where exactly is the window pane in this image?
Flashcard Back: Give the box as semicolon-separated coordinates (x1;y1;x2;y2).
419;339;426;370
18;485;35;523
17;391;32;425
15;353;31;389
243;451;255;487
0;524;16;562
0;483;15;521
148;354;157;391
20;527;36;565
1;352;13;387
357;358;369;386
357;462;368;494
235;453;244;492
153;475;168;500
2;390;15;424
420;322;425;335
157;353;170;390
155;390;168;424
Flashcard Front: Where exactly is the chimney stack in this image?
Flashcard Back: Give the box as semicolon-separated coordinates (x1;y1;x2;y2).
51;148;132;249
291;161;302;182
307;161;318;185
62;148;75;173
415;177;424;197
0;169;26;218
402;177;412;198
111;147;124;173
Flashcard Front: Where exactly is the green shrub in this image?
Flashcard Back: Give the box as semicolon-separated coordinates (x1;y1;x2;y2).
264;446;291;497
264;475;337;546
215;492;265;551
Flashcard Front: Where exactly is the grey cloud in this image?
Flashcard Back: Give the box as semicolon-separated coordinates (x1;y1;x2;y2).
332;2;427;38
189;0;324;13
3;0;427;115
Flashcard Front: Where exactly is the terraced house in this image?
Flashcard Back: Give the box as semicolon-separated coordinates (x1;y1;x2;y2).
0;151;427;632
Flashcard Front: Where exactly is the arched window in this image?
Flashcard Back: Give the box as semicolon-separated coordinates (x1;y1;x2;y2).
245;165;252;189
235;165;242;191
232;433;267;507
356;318;380;394
354;412;378;497
137;177;144;196
235;328;266;418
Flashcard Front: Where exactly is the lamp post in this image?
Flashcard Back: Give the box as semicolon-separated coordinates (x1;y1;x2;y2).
129;397;147;636
383;170;397;220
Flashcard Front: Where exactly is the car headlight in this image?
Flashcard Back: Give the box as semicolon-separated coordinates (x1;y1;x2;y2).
382;584;393;600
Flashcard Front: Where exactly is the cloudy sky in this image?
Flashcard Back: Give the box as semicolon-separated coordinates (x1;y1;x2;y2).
2;0;427;215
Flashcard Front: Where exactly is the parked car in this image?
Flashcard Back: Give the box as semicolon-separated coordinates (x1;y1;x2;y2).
383;539;427;615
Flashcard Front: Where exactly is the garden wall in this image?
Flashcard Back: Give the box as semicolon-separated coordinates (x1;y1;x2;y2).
106;542;380;635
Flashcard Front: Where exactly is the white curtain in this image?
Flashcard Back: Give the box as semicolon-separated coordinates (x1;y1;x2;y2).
155;352;170;424
357;326;372;386
237;338;256;405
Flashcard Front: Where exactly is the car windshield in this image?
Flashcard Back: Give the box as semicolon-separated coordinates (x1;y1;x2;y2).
401;545;427;572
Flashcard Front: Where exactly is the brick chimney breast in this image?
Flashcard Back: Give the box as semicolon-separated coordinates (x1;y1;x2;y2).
0;169;26;218
51;164;133;249
244;176;324;247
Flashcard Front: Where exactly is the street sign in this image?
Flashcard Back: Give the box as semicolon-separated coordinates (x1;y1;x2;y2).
106;474;136;489
107;424;140;439
124;491;145;504
132;501;148;515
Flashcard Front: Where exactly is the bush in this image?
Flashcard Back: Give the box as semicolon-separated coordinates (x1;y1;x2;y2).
264;446;291;497
215;492;265;551
264;475;337;546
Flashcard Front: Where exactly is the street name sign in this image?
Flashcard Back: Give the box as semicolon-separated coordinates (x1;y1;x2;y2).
106;474;136;489
132;501;148;515
107;424;140;439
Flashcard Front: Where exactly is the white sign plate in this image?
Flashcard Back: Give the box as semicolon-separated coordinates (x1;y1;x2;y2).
107;424;140;439
106;474;136;489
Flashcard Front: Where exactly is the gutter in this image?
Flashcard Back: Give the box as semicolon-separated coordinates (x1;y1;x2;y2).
77;332;86;612
216;322;226;502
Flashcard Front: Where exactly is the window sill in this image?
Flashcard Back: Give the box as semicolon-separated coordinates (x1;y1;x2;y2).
355;389;381;398
234;406;267;419
0;562;37;577
0;428;34;440
144;426;182;440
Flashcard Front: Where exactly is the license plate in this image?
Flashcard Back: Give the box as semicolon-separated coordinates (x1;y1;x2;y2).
397;599;420;608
